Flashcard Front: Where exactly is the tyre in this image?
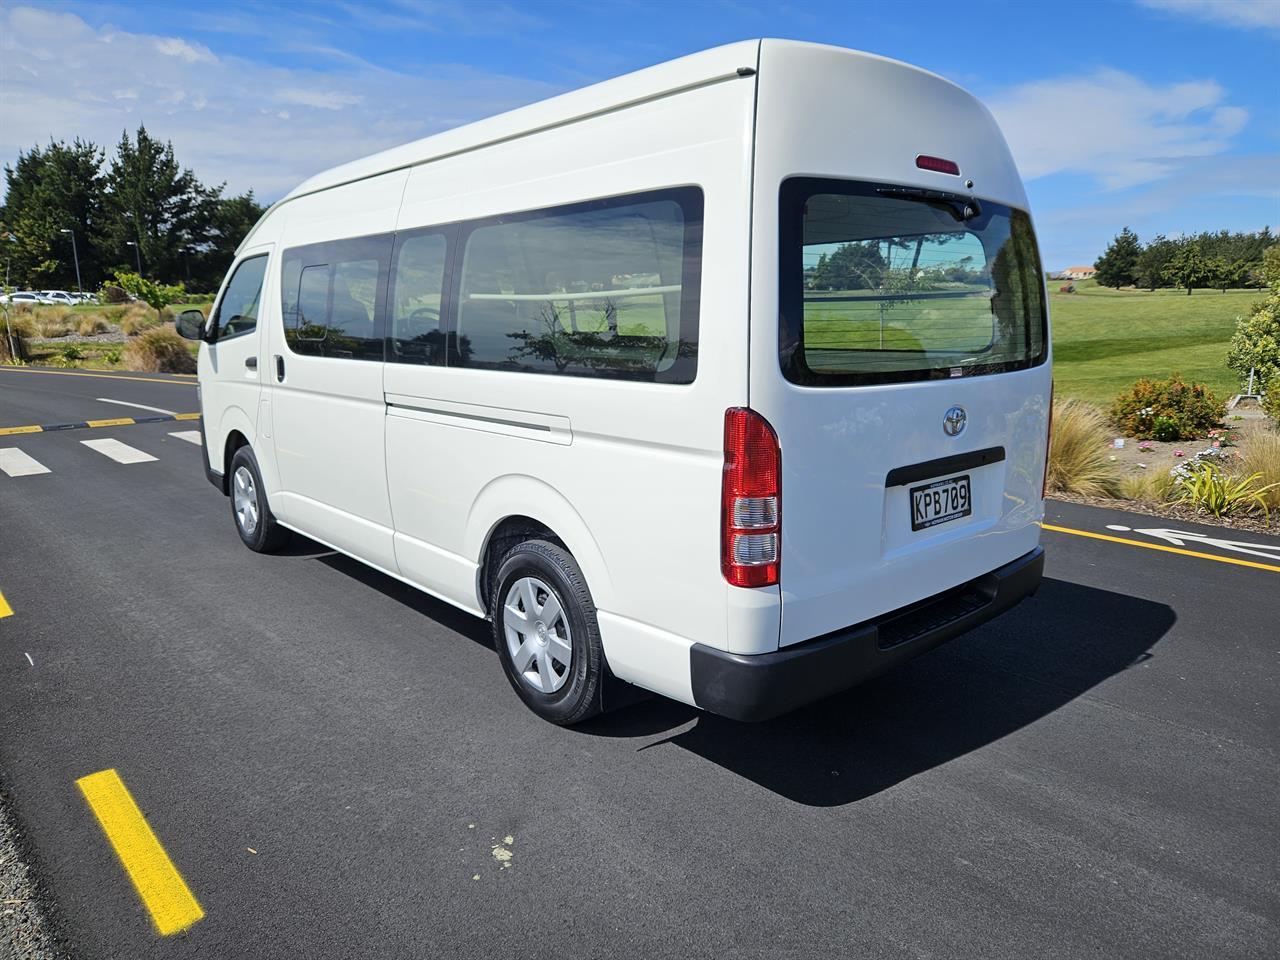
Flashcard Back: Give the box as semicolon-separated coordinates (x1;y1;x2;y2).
228;445;290;553
492;539;605;725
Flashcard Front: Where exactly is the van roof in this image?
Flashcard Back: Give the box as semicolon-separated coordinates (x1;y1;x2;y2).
278;39;957;205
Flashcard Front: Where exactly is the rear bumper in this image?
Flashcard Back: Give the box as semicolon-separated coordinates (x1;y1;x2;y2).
690;545;1044;722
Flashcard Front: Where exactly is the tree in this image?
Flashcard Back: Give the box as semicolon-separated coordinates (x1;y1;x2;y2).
0;139;106;289
113;270;185;321
100;126;216;284
1093;226;1141;288
1134;235;1177;290
807;242;886;290
1162;241;1211;295
1262;244;1280;285
1225;281;1280;393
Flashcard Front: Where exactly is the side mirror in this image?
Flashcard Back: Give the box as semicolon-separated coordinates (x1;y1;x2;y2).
175;309;207;341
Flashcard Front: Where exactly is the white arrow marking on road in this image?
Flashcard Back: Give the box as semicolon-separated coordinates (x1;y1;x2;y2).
1105;525;1280;562
0;448;51;477
95;397;178;416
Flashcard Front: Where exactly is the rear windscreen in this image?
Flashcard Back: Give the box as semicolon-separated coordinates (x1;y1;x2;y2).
779;178;1047;386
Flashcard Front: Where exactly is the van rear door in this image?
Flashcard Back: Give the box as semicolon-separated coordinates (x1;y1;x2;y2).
756;177;1050;647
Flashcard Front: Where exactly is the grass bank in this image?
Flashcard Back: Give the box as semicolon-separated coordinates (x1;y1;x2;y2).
1049;279;1258;405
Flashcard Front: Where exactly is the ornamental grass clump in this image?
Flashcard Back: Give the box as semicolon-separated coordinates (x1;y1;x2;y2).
121;326;196;374
1111;374;1224;440
1235;431;1280;512
1046;398;1121;498
1171;460;1277;519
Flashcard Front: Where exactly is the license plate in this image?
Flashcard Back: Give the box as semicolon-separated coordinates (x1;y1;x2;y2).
910;475;971;531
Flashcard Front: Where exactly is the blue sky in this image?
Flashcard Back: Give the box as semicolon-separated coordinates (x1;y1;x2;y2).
2;0;1277;268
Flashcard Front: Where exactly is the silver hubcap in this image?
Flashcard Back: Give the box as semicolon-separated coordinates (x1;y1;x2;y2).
503;576;572;694
233;465;259;536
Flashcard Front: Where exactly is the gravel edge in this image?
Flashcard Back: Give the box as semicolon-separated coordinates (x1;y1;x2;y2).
0;787;64;960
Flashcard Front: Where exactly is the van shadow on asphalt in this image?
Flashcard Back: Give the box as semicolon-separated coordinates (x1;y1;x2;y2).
584;578;1174;807
305;543;1174;809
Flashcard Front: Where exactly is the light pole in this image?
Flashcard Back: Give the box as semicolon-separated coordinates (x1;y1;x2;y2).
126;240;142;276
60;228;82;294
4;233;18;360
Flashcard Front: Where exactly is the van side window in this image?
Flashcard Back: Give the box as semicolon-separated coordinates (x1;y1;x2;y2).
281;236;391;360
389;232;448;365
214;255;268;341
453;188;702;383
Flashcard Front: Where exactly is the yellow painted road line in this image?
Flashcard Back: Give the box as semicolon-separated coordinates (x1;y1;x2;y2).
0;367;196;386
173;412;202;421
86;417;136;428
0;589;12;619
0;425;42;436
76;769;204;936
1042;523;1280;574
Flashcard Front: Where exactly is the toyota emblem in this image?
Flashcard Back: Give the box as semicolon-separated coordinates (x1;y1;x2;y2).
943;406;967;437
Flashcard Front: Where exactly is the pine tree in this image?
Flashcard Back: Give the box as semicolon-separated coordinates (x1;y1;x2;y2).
1093;226;1141;288
1162;241;1211;295
100;126;217;282
0;139;106;289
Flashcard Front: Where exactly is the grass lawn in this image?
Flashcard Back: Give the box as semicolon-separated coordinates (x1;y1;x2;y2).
1049;279;1258;406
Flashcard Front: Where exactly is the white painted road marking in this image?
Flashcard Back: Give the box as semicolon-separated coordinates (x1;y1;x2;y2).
80;438;158;464
1104;525;1280;563
0;448;51;477
168;431;202;445
95;398;178;416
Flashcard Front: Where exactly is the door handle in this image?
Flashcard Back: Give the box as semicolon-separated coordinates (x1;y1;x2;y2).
245;356;258;370
274;355;285;382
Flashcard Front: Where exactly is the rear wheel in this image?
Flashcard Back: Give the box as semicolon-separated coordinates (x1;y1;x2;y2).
492;540;604;725
229;445;290;553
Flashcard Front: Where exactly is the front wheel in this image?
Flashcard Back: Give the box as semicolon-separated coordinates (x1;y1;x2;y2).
492;540;605;725
228;445;290;553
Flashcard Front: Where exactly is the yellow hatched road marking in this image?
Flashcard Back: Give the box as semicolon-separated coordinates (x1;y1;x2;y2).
1042;523;1280;574
0;425;42;436
0;589;12;619
76;769;204;936
86;418;136;428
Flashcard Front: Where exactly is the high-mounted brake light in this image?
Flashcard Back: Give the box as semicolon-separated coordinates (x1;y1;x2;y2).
916;154;960;176
722;408;780;588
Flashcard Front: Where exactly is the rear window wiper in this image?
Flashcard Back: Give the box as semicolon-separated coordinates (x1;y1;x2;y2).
876;186;982;222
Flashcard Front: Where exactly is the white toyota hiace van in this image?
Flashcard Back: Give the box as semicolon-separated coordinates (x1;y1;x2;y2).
179;40;1050;725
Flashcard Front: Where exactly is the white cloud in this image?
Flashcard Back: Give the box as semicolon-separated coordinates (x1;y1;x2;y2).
155;37;216;63
275;88;364;111
988;68;1249;189
0;4;563;198
1137;0;1280;30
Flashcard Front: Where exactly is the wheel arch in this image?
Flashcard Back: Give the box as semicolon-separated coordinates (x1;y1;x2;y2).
468;475;614;616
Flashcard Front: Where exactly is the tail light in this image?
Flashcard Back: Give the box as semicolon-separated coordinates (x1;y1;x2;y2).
722;408;780;587
1042;381;1054;500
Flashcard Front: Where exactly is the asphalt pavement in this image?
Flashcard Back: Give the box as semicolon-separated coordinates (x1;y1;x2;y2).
1;366;1277;959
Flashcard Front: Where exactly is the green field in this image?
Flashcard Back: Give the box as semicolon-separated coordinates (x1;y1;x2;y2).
1048;279;1258;405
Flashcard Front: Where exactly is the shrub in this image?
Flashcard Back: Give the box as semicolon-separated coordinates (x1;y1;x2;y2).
1110;374;1225;440
1263;388;1280;426
1047;398;1121;497
102;345;123;365
122;326;197;373
113;271;184;322
0;313;33;362
99;284;130;304
1225;282;1280;393
1236;431;1280;511
1172;461;1277;519
76;314;110;336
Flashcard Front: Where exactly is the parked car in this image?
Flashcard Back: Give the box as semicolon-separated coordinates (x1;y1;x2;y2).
74;292;98;304
40;290;78;306
180;39;1050;726
1;292;43;305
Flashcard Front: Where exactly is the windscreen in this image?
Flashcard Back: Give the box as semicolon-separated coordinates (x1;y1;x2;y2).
779;178;1047;386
